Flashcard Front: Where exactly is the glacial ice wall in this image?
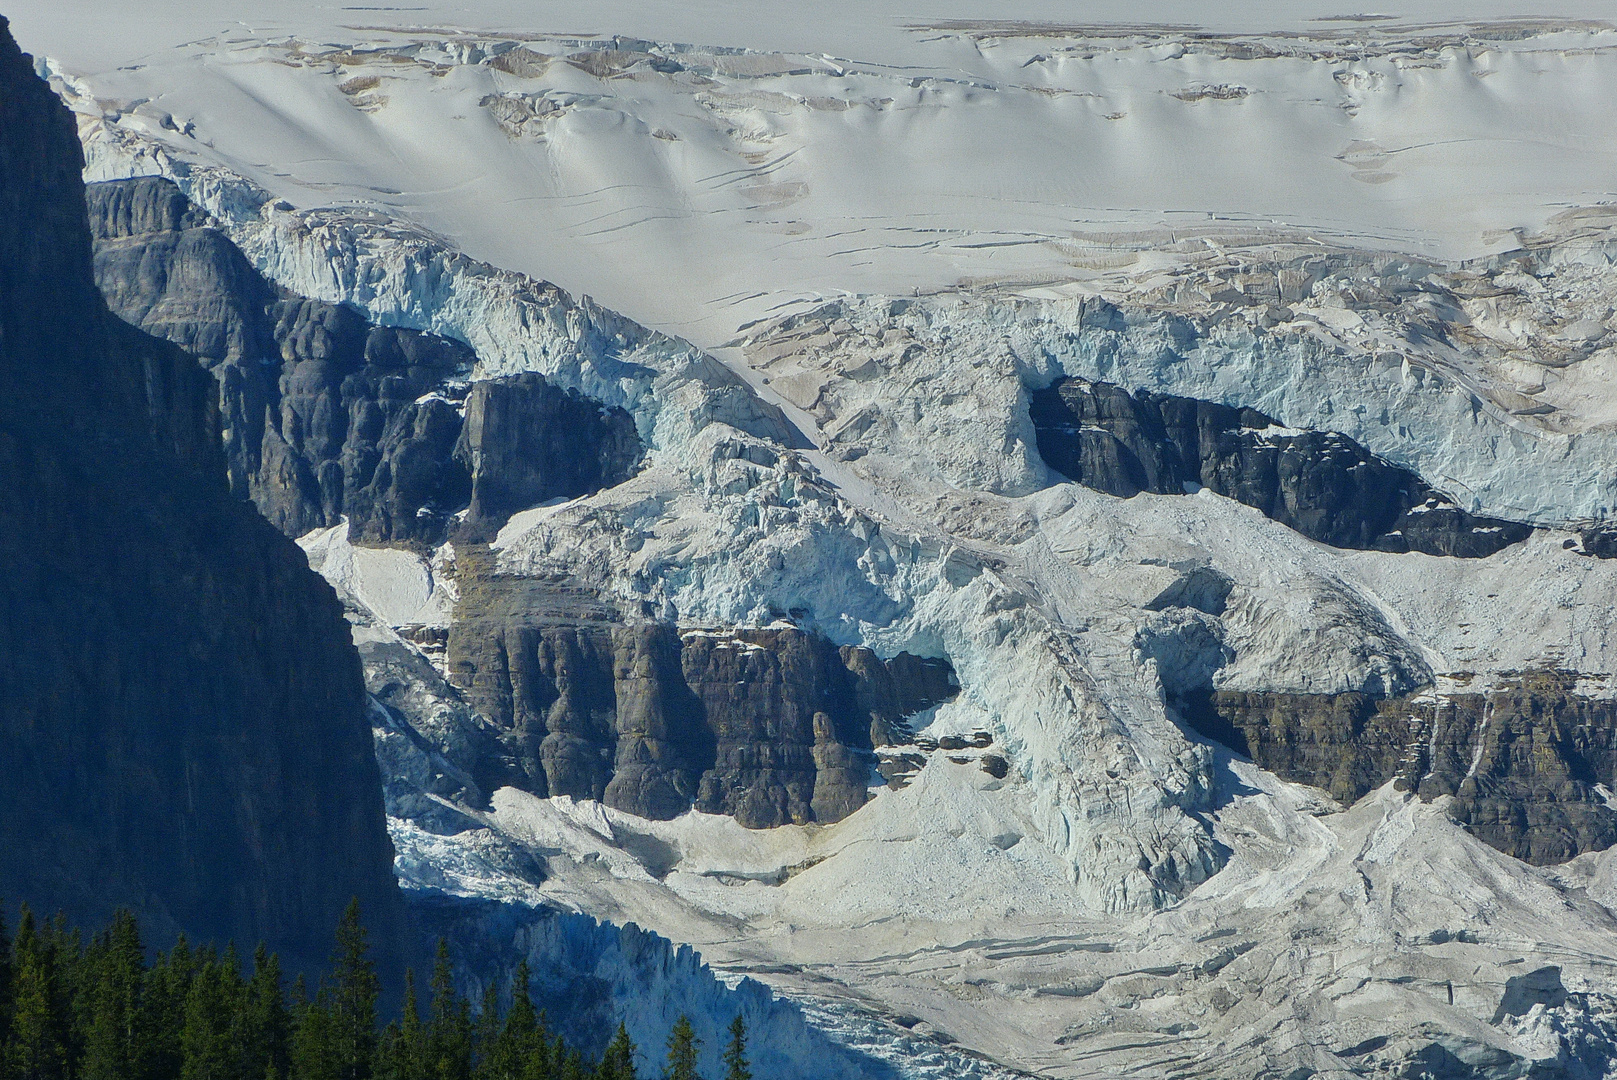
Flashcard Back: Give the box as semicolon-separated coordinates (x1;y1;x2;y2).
791;289;1617;525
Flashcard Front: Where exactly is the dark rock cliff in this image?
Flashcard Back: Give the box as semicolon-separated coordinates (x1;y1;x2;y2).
445;557;957;828
0;20;400;967
1574;524;1617;559
455;373;643;541
1204;670;1617;864
1031;376;1531;557
88;176;642;545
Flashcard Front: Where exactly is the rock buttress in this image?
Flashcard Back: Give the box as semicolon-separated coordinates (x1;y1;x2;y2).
445;560;957;827
1207;670;1617;864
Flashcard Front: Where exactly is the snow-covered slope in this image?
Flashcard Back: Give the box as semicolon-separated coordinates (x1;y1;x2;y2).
22;4;1617;1077
18;5;1617;351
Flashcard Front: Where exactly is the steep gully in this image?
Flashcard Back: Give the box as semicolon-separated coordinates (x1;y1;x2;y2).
84;171;1617;866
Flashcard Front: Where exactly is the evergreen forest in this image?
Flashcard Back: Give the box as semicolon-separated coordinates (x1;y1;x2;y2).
0;900;752;1080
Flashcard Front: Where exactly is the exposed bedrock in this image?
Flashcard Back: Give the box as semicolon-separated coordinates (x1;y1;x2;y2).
88;176;642;543
1206;670;1617;864
455;373;643;540
1031;376;1532;557
0;20;399;970
446;561;958;827
1575;523;1617;558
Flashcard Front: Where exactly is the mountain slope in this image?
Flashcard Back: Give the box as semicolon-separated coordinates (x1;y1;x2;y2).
24;8;1617;1079
0;16;400;971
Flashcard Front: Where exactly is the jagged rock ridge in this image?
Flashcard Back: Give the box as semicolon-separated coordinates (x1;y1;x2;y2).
88;176;642;544
1031;376;1532;557
0;20;400;967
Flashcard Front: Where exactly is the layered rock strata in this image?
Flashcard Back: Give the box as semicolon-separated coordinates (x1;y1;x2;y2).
88;176;641;544
1207;669;1617;864
0;20;399;966
446;560;958;827
1032;376;1532;557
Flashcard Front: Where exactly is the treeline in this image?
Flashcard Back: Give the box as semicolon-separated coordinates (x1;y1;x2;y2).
0;900;752;1080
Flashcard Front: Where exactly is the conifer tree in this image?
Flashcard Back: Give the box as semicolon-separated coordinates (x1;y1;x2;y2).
472;961;543;1080
426;940;471;1080
330;900;379;1080
662;1016;700;1080
380;969;426;1080
515;1006;557;1080
596;1022;636;1080
288;980;340;1080
502;962;537;1053
41;913;83;1076
81;910;145;1080
472;983;501;1077
556;1045;590;1080
181;948;242;1080
373;1022;401;1080
7;908;69;1080
721;1017;748;1080
144;935;198;1080
245;945;290;1080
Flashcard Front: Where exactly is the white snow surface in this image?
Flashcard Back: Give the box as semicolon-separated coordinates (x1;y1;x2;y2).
300;521;454;629
15;2;1617;352
25;4;1617;1076
32;5;1617;521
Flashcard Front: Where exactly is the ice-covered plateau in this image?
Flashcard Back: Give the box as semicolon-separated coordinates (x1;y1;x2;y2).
30;9;1617;1079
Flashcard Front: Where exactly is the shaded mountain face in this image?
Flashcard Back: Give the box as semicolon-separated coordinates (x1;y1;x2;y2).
87;176;643;546
0;18;399;969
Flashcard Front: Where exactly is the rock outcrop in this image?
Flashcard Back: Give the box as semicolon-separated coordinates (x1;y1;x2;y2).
1574;524;1617;559
0;20;399;968
1032;376;1532;557
88;176;642;544
455;373;642;540
446;560;958;827
1207;670;1617;864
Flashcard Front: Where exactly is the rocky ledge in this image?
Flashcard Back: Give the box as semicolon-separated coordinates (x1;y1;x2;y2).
1199;669;1617;864
446;553;958;828
1031;376;1532;557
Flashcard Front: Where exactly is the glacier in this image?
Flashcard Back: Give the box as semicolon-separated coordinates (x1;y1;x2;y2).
21;4;1617;1078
